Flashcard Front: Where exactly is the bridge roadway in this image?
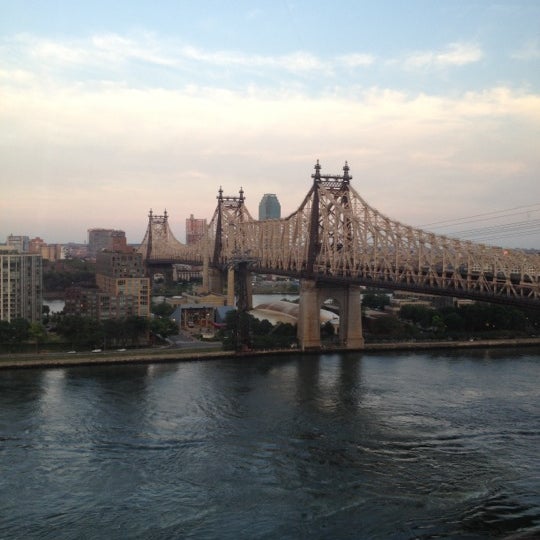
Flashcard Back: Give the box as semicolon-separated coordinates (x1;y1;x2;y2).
138;162;540;349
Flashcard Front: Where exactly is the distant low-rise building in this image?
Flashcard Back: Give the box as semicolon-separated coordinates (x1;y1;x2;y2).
167;292;227;330
88;228;127;257
6;235;30;253
29;237;64;261
172;264;202;282
40;244;64;262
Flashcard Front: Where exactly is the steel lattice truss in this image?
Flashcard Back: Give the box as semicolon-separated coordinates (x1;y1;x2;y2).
139;163;540;306
137;209;203;263
207;187;254;265
223;163;540;306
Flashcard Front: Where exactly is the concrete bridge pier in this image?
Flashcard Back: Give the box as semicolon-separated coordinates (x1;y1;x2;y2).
297;279;364;350
202;262;225;296
227;268;235;306
340;285;364;349
297;280;321;349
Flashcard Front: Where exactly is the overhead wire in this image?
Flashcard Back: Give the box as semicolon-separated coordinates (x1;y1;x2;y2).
416;203;540;245
419;203;540;229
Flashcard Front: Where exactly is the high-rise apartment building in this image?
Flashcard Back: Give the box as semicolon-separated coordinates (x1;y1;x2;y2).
258;194;281;220
186;214;207;245
88;229;127;256
0;253;42;322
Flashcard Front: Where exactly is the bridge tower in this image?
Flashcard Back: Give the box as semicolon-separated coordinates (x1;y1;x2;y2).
203;186;254;304
297;161;364;350
138;209;185;281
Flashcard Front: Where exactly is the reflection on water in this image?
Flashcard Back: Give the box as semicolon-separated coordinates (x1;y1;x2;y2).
0;348;539;539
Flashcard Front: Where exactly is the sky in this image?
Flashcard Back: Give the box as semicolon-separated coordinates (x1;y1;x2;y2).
1;0;539;248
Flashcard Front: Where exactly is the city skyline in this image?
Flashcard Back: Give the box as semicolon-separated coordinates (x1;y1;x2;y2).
1;1;539;248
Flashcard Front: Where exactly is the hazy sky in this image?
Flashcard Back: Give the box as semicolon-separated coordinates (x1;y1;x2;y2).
1;1;539;248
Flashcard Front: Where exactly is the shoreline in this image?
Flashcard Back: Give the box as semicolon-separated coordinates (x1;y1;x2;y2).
1;337;539;370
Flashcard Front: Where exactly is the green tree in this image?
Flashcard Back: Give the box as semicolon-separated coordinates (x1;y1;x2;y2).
124;316;149;345
10;318;30;343
399;305;437;328
150;317;178;338
55;315;87;347
441;310;465;332
362;292;390;310
321;320;335;339
103;318;122;348
56;315;103;348
431;314;446;335
29;322;48;352
151;301;175;318
369;315;405;337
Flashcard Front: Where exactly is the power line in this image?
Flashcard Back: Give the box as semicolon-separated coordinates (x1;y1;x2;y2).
447;218;540;239
462;229;540;243
419;203;540;229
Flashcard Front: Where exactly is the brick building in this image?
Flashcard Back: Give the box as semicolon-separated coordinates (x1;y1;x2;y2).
65;249;150;320
185;214;207;245
87;229;127;256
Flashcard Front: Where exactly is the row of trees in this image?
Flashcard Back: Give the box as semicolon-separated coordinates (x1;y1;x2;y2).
0;312;179;353
221;310;297;351
55;315;149;349
364;301;540;341
54;313;179;349
0;318;47;349
218;295;540;351
399;303;532;333
43;259;96;293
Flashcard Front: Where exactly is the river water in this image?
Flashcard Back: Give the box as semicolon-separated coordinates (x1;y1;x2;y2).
1;348;539;539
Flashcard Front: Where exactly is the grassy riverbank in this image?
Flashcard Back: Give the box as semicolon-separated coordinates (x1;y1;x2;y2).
1;337;539;370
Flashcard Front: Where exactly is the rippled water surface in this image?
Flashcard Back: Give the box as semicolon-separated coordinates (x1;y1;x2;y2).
1;349;539;539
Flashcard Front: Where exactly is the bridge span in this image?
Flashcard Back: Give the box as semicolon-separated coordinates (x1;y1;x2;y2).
138;162;540;349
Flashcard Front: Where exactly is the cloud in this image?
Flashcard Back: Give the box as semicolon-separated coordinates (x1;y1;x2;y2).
1;32;374;83
7;32;177;69
2;83;538;236
0;33;538;247
511;38;540;60
180;46;324;72
338;53;375;68
90;33;177;66
404;42;483;69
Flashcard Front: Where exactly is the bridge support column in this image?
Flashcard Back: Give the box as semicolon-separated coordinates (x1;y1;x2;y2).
202;258;210;293
297;279;364;350
297;280;323;349
227;268;235;306
341;285;364;349
203;266;224;296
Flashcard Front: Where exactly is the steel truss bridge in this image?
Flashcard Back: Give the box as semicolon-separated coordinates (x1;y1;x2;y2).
138;161;540;309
